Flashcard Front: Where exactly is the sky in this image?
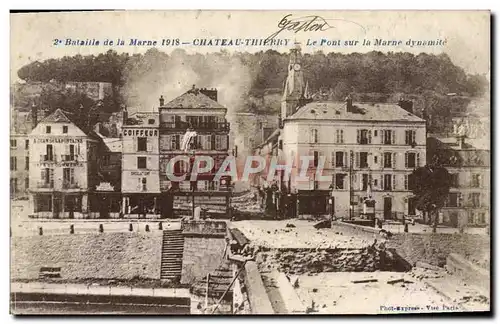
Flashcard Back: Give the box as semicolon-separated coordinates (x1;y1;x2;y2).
10;10;491;83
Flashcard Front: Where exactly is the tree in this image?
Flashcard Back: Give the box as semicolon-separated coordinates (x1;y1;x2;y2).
411;165;451;233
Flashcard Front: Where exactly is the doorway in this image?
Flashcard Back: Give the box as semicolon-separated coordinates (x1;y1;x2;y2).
160;192;174;219
408;197;416;216
99;196;110;219
450;212;458;228
384;197;392;219
53;196;61;219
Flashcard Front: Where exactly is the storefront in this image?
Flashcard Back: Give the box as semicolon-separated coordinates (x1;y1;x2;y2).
31;192;87;219
297;190;330;216
89;182;122;219
121;193;161;219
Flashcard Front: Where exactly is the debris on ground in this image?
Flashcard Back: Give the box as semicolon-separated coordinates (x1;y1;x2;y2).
379;229;393;238
305;300;317;313
286;223;296;228
408;267;445;280
313;220;331;229
415;261;441;271
351;279;378;284
459;294;489;304
386;278;405;285
230;191;264;219
291;276;300;288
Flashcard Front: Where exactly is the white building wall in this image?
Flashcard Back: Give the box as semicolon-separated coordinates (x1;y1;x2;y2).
28;122;89;191
281;119;426;218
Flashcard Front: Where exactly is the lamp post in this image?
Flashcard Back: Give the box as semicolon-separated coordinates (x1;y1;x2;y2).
182;127;198;219
328;181;334;220
191;145;196;218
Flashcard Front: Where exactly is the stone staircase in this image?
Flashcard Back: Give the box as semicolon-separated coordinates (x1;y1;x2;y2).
190;260;233;301
160;229;185;281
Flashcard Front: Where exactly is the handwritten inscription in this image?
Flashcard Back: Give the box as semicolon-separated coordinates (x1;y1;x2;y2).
267;14;366;40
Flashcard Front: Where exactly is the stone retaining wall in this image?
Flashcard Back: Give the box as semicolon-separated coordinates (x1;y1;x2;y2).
257;246;404;275
181;237;227;285
388;234;490;268
333;221;490;269
11;233;162;280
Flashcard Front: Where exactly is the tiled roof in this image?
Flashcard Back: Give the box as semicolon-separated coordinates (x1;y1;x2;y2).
40;108;72;123
433;136;489;151
102;138;123;153
39;108;100;139
162;90;226;109
287;101;425;123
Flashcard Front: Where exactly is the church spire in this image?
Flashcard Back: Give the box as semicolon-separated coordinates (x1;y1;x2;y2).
281;46;307;123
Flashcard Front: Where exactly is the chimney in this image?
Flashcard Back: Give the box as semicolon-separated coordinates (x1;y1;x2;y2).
456;135;466;149
345;95;353;112
30;102;38;130
188;85;200;95
159;95;165;106
398;98;414;114
200;88;218;102
121;105;128;125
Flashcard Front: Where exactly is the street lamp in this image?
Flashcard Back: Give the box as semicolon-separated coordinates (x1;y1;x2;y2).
328;182;334;220
191;146;196;219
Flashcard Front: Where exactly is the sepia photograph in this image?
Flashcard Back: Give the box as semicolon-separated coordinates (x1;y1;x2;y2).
9;10;490;315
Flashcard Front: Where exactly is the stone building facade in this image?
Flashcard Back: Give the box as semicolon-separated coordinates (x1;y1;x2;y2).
427;135;490;227
159;86;232;217
28;109;100;218
255;46;427;220
120;111;161;218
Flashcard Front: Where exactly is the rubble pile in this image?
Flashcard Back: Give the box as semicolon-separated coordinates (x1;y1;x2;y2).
258;242;400;275
236;244;262;259
465;253;490;270
231;191;264;219
408;267;446;280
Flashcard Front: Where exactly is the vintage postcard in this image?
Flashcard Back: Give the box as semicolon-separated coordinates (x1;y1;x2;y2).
10;10;490;315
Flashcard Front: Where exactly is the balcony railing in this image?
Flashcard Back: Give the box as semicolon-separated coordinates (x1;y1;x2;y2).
62;181;79;189
60;154;79;162
37;181;54;189
40;155;56;163
160;121;230;131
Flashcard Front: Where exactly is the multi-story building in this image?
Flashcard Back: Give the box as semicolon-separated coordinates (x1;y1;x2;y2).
10;105;39;199
10;133;30;199
427;135;490;227
159;86;232;217
120;110;161;218
256;46;427;220
28;108;100;218
89;132;123;219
